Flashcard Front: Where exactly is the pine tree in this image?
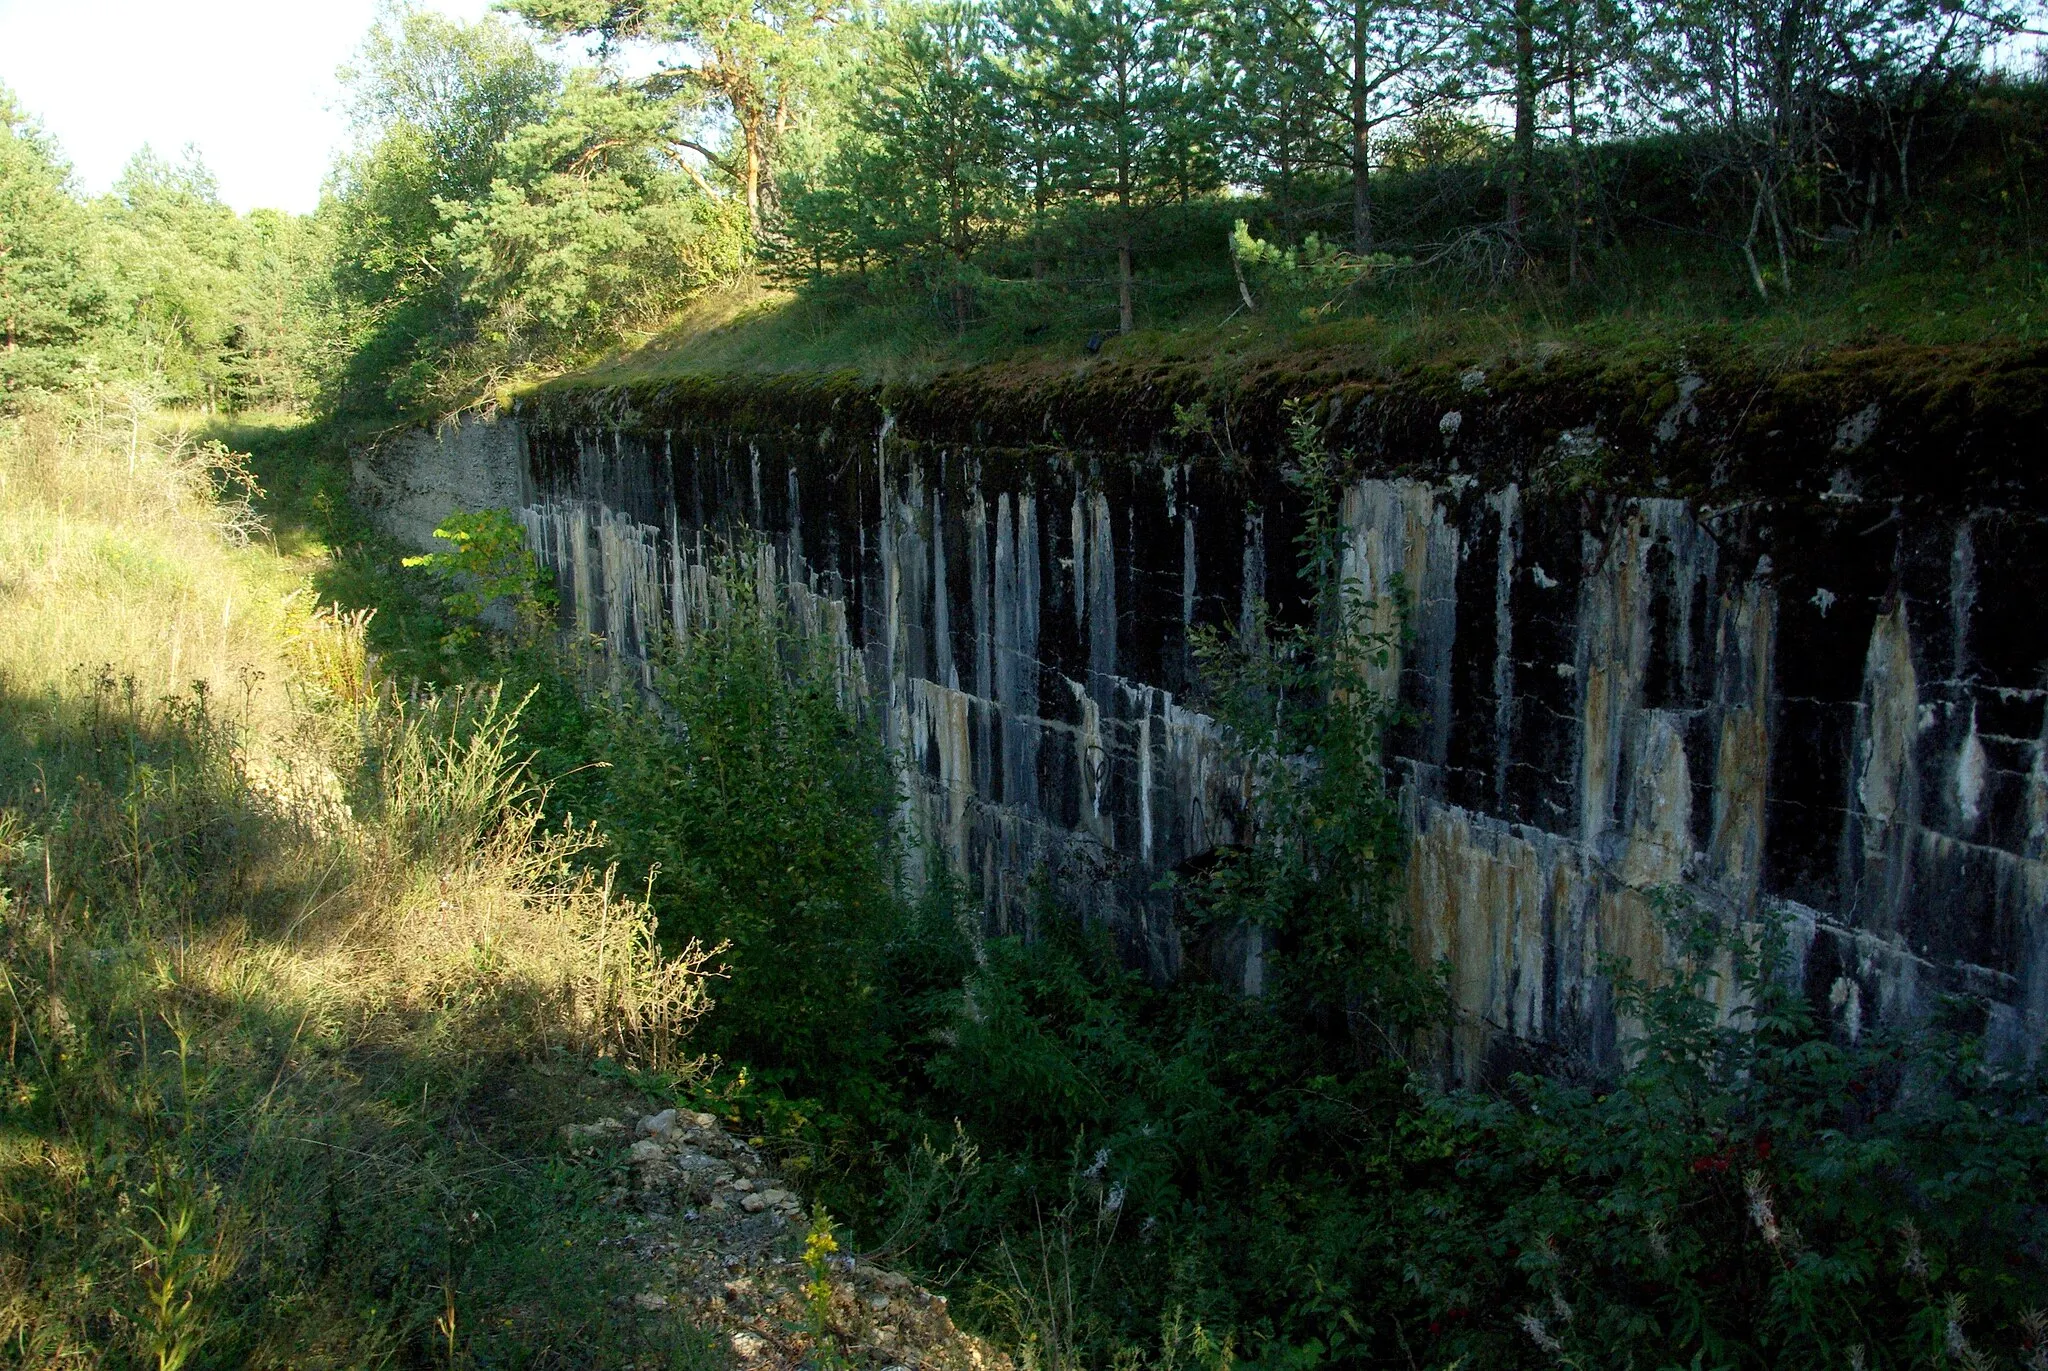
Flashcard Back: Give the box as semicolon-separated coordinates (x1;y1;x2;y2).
0;88;105;396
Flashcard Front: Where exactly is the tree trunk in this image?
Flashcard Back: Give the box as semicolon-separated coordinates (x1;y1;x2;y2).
742;118;763;232
1032;154;1050;280
1113;28;1136;335
1506;0;1537;239
1351;0;1373;253
1118;239;1135;334
1278;144;1294;232
1741;185;1771;300
1568;152;1584;281
1565;29;1584;282
1767;181;1793;294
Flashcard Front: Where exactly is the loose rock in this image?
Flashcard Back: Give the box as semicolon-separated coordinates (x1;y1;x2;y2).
569;1104;1009;1371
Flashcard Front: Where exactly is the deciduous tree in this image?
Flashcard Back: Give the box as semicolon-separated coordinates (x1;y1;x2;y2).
440;72;749;369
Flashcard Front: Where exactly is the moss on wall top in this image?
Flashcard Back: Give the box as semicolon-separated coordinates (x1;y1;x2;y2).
511;340;2048;507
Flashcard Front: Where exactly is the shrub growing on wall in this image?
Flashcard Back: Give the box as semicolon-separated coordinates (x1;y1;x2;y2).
1407;899;2048;1369
589;547;900;1091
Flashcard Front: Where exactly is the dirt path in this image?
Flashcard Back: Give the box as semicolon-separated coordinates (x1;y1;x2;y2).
561;1110;1009;1371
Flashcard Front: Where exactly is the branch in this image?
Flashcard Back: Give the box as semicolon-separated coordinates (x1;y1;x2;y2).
566;139;630;177
674;156;718;196
670;136;739;179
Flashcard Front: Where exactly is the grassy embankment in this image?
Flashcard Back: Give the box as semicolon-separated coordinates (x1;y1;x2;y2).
0;398;721;1368
541;96;2048;399
576;212;2046;390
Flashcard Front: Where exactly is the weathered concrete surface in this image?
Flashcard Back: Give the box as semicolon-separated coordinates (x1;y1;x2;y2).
352;410;531;550
357;375;2048;1079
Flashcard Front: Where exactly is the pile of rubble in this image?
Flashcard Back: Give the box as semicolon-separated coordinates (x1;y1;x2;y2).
560;1108;1009;1371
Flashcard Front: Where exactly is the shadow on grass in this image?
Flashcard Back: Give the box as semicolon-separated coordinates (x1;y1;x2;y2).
0;671;723;1369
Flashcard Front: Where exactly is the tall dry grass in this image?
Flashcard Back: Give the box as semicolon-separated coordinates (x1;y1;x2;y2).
0;395;720;1366
0;400;281;709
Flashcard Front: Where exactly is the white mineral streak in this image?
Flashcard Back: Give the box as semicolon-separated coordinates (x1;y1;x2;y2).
1957;706;1988;830
933;476;955;688
993;493;1040;813
910;677;976;874
1087;490;1117;709
1069;676;1107;840
1340;478;1457;769
1853;601;1920;935
1239;508;1264;642
1488;484;1520;811
1710;581;1775;899
1407;799;1581;1074
2029;705;2048;863
1070;491;1088;632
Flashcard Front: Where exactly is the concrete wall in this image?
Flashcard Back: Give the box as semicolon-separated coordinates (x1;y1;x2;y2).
355;405;2048;1078
352;411;531;551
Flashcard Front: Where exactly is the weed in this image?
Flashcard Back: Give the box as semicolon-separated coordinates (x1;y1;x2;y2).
129;1178;216;1371
802;1205;846;1363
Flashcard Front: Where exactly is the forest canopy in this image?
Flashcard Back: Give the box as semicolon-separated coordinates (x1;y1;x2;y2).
0;95;323;408
4;0;2044;418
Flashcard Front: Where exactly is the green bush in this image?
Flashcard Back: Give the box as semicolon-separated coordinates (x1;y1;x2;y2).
1412;901;2048;1369
587;545;901;1093
403;507;556;651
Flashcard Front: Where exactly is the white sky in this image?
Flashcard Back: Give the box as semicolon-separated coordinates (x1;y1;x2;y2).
0;0;502;214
